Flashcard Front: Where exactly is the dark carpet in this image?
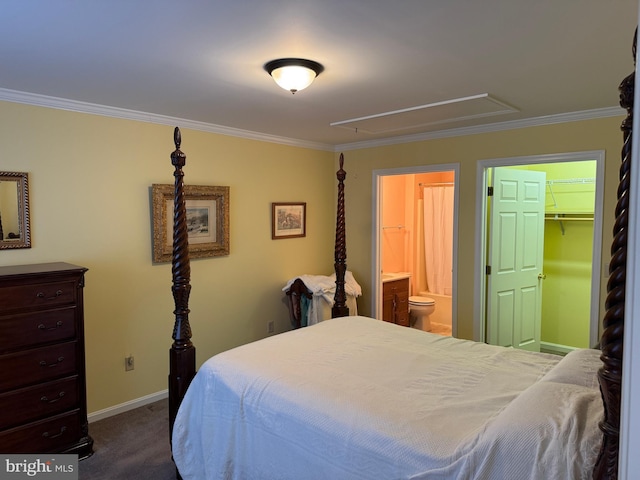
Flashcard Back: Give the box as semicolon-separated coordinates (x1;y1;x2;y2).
79;399;177;480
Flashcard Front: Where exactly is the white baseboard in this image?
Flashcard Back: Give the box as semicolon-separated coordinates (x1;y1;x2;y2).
540;341;576;356
88;389;168;423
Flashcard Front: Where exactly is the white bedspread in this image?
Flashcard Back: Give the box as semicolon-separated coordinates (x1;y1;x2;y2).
172;316;603;480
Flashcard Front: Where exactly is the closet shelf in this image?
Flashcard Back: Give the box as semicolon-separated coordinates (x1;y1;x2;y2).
545;214;594;220
546;178;595;185
545;213;593;235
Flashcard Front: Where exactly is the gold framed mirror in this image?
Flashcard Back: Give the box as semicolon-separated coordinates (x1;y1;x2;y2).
0;171;31;249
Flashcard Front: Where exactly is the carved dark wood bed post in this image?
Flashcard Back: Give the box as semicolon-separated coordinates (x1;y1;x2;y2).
593;30;636;480
286;278;313;328
332;153;349;318
168;127;196;446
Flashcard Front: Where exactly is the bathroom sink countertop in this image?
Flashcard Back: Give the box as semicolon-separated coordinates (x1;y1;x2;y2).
381;272;411;283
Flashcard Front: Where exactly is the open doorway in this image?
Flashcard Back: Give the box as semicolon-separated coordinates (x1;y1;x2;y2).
474;151;605;352
372;164;460;337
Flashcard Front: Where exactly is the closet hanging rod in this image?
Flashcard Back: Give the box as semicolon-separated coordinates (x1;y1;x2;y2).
419;182;455;186
545;213;594;235
545;215;594;221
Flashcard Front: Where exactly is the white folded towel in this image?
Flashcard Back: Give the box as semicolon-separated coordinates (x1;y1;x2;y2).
282;271;362;304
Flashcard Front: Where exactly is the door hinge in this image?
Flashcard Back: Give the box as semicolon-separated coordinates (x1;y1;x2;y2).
487;186;494;196
486;265;492;275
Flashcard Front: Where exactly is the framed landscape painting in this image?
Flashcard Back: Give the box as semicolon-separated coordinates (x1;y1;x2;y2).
152;184;230;262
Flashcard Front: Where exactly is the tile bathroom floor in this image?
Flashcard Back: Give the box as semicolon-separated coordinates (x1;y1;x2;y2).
429;323;452;337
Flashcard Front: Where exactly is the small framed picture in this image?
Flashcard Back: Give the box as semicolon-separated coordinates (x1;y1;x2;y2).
272;202;306;239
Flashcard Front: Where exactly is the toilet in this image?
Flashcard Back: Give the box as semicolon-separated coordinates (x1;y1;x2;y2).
408;293;436;331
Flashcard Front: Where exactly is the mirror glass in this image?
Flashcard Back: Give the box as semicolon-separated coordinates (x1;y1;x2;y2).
0;171;31;249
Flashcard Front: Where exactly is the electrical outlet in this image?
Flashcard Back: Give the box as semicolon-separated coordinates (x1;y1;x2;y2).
268;321;275;334
125;355;135;371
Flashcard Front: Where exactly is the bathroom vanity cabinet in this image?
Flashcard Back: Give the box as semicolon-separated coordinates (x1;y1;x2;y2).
382;277;410;327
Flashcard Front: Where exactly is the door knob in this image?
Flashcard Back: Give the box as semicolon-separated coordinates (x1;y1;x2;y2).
538;273;546;280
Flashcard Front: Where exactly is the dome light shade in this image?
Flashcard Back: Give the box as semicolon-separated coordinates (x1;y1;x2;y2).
264;58;324;94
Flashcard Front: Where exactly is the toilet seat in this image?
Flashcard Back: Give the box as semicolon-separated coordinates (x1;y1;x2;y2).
409;296;435;306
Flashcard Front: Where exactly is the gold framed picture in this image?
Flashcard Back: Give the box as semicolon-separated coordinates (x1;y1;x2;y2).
152;184;229;262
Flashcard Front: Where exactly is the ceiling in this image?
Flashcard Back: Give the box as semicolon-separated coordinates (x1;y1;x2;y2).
0;1;637;150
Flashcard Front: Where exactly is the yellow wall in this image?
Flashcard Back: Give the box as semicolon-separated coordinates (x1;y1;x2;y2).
0;101;334;414
338;116;624;340
0;98;624;414
543;219;594;348
380;175;408;273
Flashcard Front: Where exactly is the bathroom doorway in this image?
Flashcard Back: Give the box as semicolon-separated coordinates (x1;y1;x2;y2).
475;151;605;352
372;164;459;337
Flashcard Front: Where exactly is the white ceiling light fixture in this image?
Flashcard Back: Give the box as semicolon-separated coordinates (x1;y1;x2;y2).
264;58;324;94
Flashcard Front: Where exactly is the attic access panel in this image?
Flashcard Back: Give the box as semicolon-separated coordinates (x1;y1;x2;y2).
330;94;518;134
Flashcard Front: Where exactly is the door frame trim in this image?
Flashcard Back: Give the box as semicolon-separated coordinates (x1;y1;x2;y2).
474;150;605;347
372;163;460;337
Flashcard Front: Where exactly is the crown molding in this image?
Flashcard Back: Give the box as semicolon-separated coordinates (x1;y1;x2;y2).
0;87;623;153
0;88;334;152
334;106;625;151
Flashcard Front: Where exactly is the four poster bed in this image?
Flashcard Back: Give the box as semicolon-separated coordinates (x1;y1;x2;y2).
165;34;633;479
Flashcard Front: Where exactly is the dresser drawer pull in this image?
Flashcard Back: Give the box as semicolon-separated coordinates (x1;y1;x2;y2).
39;356;64;367
42;426;67;440
36;289;63;300
37;320;64;331
41;391;65;403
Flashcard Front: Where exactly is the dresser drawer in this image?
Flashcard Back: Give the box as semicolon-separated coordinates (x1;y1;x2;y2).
0;280;78;312
0;410;82;454
0;307;76;353
0;376;79;429
0;342;77;392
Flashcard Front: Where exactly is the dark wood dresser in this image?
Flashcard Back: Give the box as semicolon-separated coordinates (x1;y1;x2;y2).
0;262;93;458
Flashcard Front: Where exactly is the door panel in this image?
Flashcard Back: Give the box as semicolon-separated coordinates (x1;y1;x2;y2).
497;213;517;274
518;286;537;348
487;167;545;351
496;290;515;347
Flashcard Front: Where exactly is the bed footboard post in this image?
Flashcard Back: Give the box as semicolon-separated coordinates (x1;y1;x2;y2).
168;128;197;450
593;30;635;480
332;153;349;318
